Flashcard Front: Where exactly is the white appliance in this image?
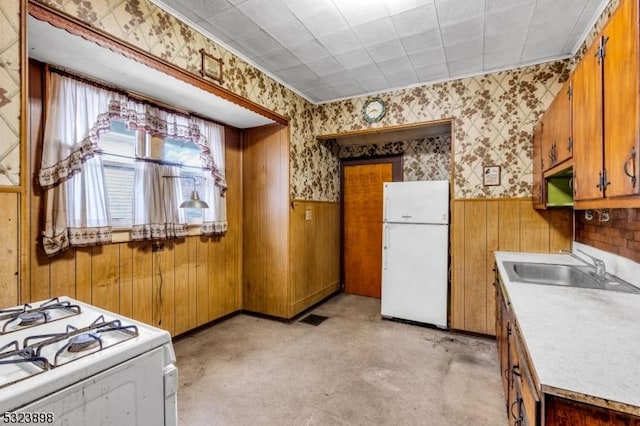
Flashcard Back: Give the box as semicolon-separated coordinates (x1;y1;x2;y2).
381;180;449;328
0;297;177;425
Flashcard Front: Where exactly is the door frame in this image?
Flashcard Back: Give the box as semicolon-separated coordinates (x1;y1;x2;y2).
340;154;403;292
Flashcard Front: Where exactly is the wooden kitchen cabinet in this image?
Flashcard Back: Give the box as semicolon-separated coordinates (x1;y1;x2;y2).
572;36;604;202
572;0;640;206
541;79;573;174
603;0;640;198
496;271;640;425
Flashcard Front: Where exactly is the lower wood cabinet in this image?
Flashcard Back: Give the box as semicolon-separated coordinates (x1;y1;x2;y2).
496;270;640;425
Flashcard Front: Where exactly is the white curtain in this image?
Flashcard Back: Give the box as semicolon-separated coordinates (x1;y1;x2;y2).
40;74;125;256
193;118;227;234
130;162;187;240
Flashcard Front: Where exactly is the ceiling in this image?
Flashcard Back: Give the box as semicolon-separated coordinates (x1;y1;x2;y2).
27;17;275;129
151;0;608;104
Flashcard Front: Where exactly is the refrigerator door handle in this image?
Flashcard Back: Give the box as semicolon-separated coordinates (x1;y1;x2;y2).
383;226;389;270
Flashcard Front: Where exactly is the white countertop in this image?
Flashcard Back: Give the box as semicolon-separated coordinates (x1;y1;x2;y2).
495;251;640;414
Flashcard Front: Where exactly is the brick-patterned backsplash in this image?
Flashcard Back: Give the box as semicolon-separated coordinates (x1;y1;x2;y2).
575;208;640;263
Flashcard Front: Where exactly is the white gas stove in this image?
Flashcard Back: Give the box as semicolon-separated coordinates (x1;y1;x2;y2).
0;297;177;425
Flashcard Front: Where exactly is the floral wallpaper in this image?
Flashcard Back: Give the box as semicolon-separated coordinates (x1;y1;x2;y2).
317;60;571;199
3;0;618;200
31;0;339;200
340;135;451;182
0;0;21;186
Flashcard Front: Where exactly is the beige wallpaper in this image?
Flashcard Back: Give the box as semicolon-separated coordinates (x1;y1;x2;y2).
340;135;451;182
317;60;571;199
32;0;340;200
0;0;21;186
6;0;617;201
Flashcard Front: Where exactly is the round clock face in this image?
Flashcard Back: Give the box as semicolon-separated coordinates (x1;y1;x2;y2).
363;98;386;123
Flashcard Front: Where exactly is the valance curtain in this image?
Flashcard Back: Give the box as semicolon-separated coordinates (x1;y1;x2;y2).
40;72;228;256
39;73;126;255
193;118;227;235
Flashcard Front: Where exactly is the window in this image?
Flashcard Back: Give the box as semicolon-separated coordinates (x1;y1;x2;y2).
100;122;206;229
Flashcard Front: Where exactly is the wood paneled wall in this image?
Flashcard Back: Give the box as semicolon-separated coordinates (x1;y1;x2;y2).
242;124;290;318
0;192;19;308
25;61;243;336
451;199;572;336
289;200;340;317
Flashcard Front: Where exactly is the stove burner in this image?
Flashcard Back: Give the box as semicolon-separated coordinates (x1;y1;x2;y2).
67;333;101;353
18;311;50;326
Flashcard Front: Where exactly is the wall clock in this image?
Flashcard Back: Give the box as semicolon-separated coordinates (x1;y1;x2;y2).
362;98;386;123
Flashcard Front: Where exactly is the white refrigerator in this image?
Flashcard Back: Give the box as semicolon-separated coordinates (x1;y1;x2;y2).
380;180;449;328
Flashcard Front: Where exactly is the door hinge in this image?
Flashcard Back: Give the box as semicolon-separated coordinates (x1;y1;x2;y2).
568;136;573;153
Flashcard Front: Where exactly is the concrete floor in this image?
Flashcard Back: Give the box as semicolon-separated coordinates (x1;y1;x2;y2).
174;294;508;426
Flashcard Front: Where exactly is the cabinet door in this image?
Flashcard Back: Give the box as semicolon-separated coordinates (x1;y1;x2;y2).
532;122;546;209
573;38;604;201
497;283;510;403
553;80;573;167
603;0;640;197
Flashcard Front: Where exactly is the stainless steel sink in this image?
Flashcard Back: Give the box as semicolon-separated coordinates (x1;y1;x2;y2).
502;262;640;293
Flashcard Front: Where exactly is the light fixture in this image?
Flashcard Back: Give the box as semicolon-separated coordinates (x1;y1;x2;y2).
163;176;209;209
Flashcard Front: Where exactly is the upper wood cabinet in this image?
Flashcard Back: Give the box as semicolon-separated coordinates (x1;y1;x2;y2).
542;79;573;173
603;0;640;198
573;0;640;206
572;37;604;201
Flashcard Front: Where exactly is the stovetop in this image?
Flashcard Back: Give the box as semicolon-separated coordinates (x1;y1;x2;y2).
0;297;174;412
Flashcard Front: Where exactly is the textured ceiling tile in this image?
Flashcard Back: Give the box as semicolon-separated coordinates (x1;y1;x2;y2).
385;69;419;87
377;55;413;75
485;2;535;36
235;30;282;57
288;39;331;63
333;0;389;27
384;0;430;15
391;3;438;37
448;55;483;75
399;29;442;55
306;56;342;75
366;39;406;63
486;0;534;12
264;19;315;46
334;49;375;70
238;0;293;28
414;62;449;82
172;0;233;20
352;17;397;47
409;48;446;68
205;8;259;39
435;0;485;25
295;5;349;38
444;37;483;62
441;16;484;47
484;29;528;53
276;64;318;83
484;49;522;71
258;49;302;71
318;29;363;55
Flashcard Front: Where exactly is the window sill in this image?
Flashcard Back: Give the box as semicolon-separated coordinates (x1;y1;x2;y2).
111;224;204;243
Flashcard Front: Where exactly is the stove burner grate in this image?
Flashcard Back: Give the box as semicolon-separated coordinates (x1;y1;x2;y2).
18;310;50;326
67;333;101;353
0;341;50;389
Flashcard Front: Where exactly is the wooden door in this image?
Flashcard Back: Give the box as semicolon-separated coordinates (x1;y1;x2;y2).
573;37;604;201
603;0;640;197
343;161;396;298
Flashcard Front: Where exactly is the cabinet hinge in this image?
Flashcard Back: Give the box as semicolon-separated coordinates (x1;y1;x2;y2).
567;85;573;100
568;136;573;153
596;36;610;63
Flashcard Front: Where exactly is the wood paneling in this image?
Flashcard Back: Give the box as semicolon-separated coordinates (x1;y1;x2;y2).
0;193;19;308
20;60;244;336
451;199;572;335
289;201;341;317
242;124;290;318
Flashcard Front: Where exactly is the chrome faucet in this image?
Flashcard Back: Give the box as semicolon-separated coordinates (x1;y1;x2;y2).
576;249;606;278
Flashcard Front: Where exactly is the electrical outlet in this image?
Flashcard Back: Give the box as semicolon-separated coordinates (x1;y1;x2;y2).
305;208;312;221
152;241;165;251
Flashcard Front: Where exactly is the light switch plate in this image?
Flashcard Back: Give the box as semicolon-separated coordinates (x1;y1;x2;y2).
305;208;312;221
